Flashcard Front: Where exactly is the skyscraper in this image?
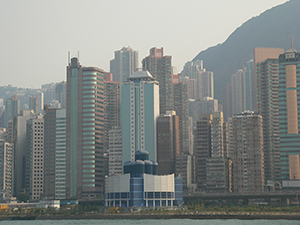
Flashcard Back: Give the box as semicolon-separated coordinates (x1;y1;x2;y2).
157;111;179;175
256;58;281;185
254;47;284;111
231;69;247;115
194;114;212;189
108;126;122;177
29;95;39;113
11;110;33;195
121;70;159;165
174;81;189;154
25;114;44;200
278;44;300;181
103;74;120;154
44;101;67;199
110;46;139;84
66;57;105;199
4;95;19;129
0;140;13;198
142;47;173;114
229;111;264;193
55;81;67;109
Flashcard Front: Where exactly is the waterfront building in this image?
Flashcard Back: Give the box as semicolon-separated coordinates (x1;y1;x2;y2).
44;101;67;199
256;58;281;185
10;110;33;195
0;140;13;198
25;114;44;200
105;150;183;207
278;44;300;181
121;70;159;165
66;57;105;199
229;111;264;193
194;114;212;189
108;126;122;177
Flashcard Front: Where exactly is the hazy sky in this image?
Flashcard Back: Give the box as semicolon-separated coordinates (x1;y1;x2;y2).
0;0;288;88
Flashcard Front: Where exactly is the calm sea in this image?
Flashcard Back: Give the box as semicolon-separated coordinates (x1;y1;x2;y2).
0;220;299;225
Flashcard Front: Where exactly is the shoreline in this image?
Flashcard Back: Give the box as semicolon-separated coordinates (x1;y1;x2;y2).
1;213;300;221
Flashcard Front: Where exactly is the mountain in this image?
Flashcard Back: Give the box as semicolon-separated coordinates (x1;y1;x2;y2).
193;0;300;101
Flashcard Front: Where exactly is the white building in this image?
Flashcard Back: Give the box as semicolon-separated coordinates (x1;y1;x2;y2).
121;70;159;165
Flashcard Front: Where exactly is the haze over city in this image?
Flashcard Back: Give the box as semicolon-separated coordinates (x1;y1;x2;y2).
0;0;288;88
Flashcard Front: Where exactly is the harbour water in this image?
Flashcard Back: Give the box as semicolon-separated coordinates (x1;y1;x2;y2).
0;219;298;225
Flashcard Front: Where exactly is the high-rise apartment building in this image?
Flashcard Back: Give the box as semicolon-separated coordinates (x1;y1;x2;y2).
121;70;159;165
0;140;13;198
25;114;44;200
66;57;105;199
29;95;39;113
110;46;138;84
210;112;224;158
206;112;232;193
254;47;284;111
198;71;214;99
229;111;264;193
4;95;19;129
245;59;255;111
194;114;212;189
256;58;281;184
142;47;174;114
174;82;189;154
231;69;247;115
42;83;56;105
103;74;120;153
157;111;179;175
278;45;300;181
55;81;67;109
188;97;218;128
180;60;214;100
222;84;232;122
108;126;122;177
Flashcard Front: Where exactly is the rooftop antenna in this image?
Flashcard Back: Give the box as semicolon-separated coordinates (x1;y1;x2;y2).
291;35;293;49
68;51;70;65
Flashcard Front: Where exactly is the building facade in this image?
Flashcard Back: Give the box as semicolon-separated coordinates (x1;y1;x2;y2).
4;95;19;129
108;126;122;177
121;70;159;165
110;46;139;84
229;111;264;193
256;58;281;184
157;111;179;175
66;57;105;199
194;114;212;189
278;46;300;180
105;150;183;207
25;114;44;200
142;47;173;114
0;140;13;198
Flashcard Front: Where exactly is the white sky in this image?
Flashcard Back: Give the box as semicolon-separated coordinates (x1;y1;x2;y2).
0;0;288;88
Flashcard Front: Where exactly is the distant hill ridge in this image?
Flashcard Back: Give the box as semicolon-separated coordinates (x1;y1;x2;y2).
192;0;300;101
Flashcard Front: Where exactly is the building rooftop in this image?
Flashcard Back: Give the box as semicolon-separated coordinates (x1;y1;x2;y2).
129;70;154;81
